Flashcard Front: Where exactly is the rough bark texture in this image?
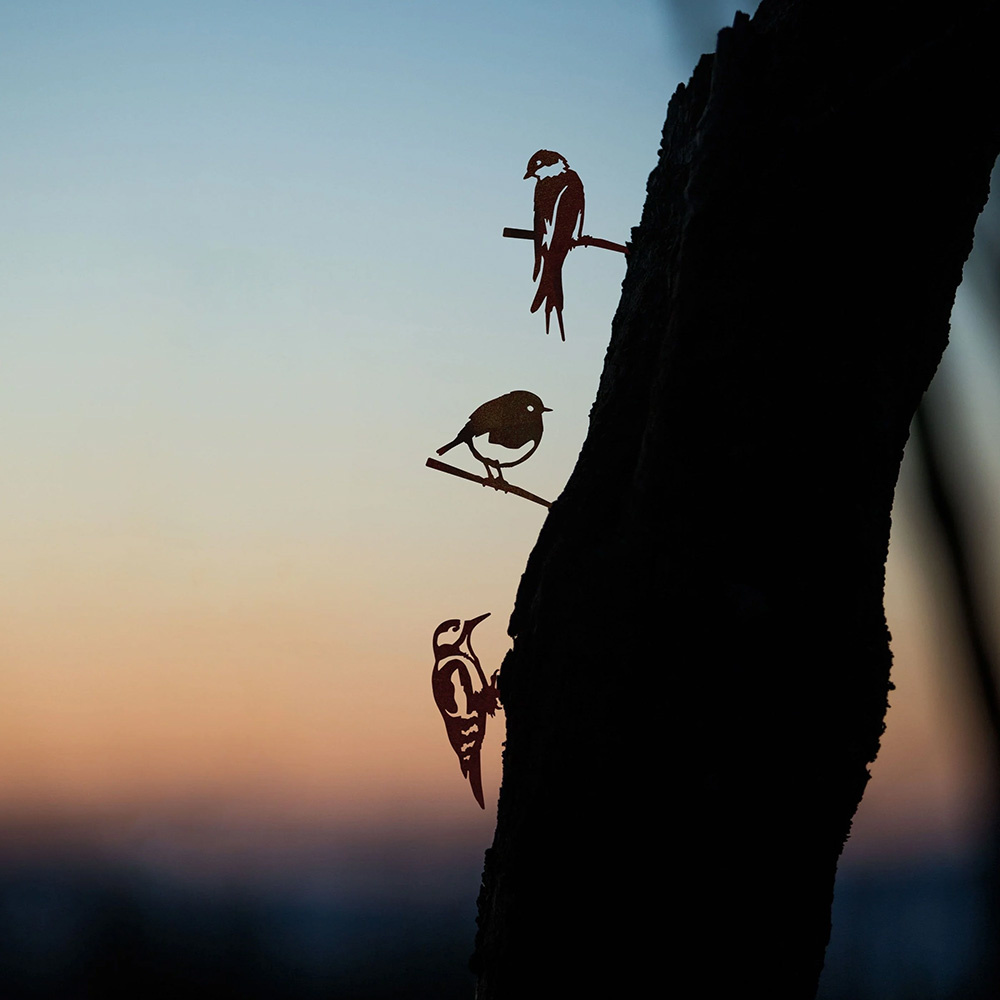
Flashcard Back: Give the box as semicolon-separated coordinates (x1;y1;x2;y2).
473;1;1000;996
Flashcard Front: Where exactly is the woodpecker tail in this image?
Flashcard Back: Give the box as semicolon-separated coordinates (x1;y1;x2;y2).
467;754;486;809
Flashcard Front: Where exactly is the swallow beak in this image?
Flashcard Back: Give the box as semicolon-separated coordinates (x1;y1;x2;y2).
523;170;533;180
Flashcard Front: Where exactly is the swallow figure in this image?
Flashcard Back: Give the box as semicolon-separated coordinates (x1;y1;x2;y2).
524;149;585;341
436;390;550;481
432;613;501;809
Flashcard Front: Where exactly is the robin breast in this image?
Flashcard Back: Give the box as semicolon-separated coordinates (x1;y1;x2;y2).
472;435;539;469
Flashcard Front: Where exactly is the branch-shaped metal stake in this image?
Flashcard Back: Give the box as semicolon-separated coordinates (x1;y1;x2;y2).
427;390;552;508
503;228;628;255
425;458;551;508
509;150;627;341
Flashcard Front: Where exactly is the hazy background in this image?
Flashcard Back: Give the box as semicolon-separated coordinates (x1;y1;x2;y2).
2;2;997;996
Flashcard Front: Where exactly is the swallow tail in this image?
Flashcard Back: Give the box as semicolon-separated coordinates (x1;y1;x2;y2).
530;258;565;340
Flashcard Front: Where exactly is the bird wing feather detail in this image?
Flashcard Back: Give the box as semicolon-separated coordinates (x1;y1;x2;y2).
549;172;584;253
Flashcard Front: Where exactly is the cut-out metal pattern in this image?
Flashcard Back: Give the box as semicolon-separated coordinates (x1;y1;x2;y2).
426;390;551;507
505;150;627;341
524;150;584;341
432;613;501;809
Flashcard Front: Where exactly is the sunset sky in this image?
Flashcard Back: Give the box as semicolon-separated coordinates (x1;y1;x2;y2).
2;0;997;888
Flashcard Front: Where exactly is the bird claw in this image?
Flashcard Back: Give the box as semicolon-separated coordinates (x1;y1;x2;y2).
481;467;507;490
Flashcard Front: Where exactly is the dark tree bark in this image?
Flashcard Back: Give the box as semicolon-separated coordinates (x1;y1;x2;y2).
473;2;1000;996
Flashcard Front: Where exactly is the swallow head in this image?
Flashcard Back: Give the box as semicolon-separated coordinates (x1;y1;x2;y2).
524;149;568;180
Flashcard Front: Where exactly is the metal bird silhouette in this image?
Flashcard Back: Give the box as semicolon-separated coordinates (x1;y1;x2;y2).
435;390;550;482
524;149;585;341
432;613;501;809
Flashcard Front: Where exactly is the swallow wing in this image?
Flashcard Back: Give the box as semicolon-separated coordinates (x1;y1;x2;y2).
549;170;584;255
533;176;562;279
532;193;543;281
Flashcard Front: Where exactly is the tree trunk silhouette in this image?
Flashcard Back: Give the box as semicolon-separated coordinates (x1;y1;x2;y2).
473;2;1000;997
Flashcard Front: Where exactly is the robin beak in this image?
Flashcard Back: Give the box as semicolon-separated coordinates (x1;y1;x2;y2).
542;407;552;412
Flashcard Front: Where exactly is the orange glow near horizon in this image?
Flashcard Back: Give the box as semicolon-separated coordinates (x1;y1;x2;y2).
0;479;990;864
0;520;515;832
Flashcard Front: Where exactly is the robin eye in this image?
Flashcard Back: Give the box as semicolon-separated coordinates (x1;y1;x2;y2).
527;405;535;412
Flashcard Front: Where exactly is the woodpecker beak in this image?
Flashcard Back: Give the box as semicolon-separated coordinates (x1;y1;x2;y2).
467;612;491;630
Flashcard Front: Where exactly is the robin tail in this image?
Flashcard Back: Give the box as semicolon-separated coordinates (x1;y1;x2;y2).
436;423;471;456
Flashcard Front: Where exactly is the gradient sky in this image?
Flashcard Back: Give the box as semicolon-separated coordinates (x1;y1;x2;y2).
1;0;996;873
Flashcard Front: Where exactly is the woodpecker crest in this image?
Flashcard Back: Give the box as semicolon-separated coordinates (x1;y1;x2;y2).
431;613;501;809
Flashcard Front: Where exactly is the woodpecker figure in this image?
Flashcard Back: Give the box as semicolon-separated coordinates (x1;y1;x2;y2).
436;390;550;482
431;613;501;809
524;149;585;341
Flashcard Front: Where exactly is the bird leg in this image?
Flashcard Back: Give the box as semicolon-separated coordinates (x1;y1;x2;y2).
487;669;502;711
480;462;506;485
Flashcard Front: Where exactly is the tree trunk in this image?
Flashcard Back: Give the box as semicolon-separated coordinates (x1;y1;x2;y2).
473;2;1000;996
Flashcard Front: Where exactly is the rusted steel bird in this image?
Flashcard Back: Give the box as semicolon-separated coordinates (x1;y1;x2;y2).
524;149;585;340
435;390;550;482
431;613;501;809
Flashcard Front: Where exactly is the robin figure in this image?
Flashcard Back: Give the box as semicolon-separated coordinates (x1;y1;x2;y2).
436;390;551;481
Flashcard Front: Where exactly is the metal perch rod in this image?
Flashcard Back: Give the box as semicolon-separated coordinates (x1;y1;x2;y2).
502;227;628;255
425;457;551;508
